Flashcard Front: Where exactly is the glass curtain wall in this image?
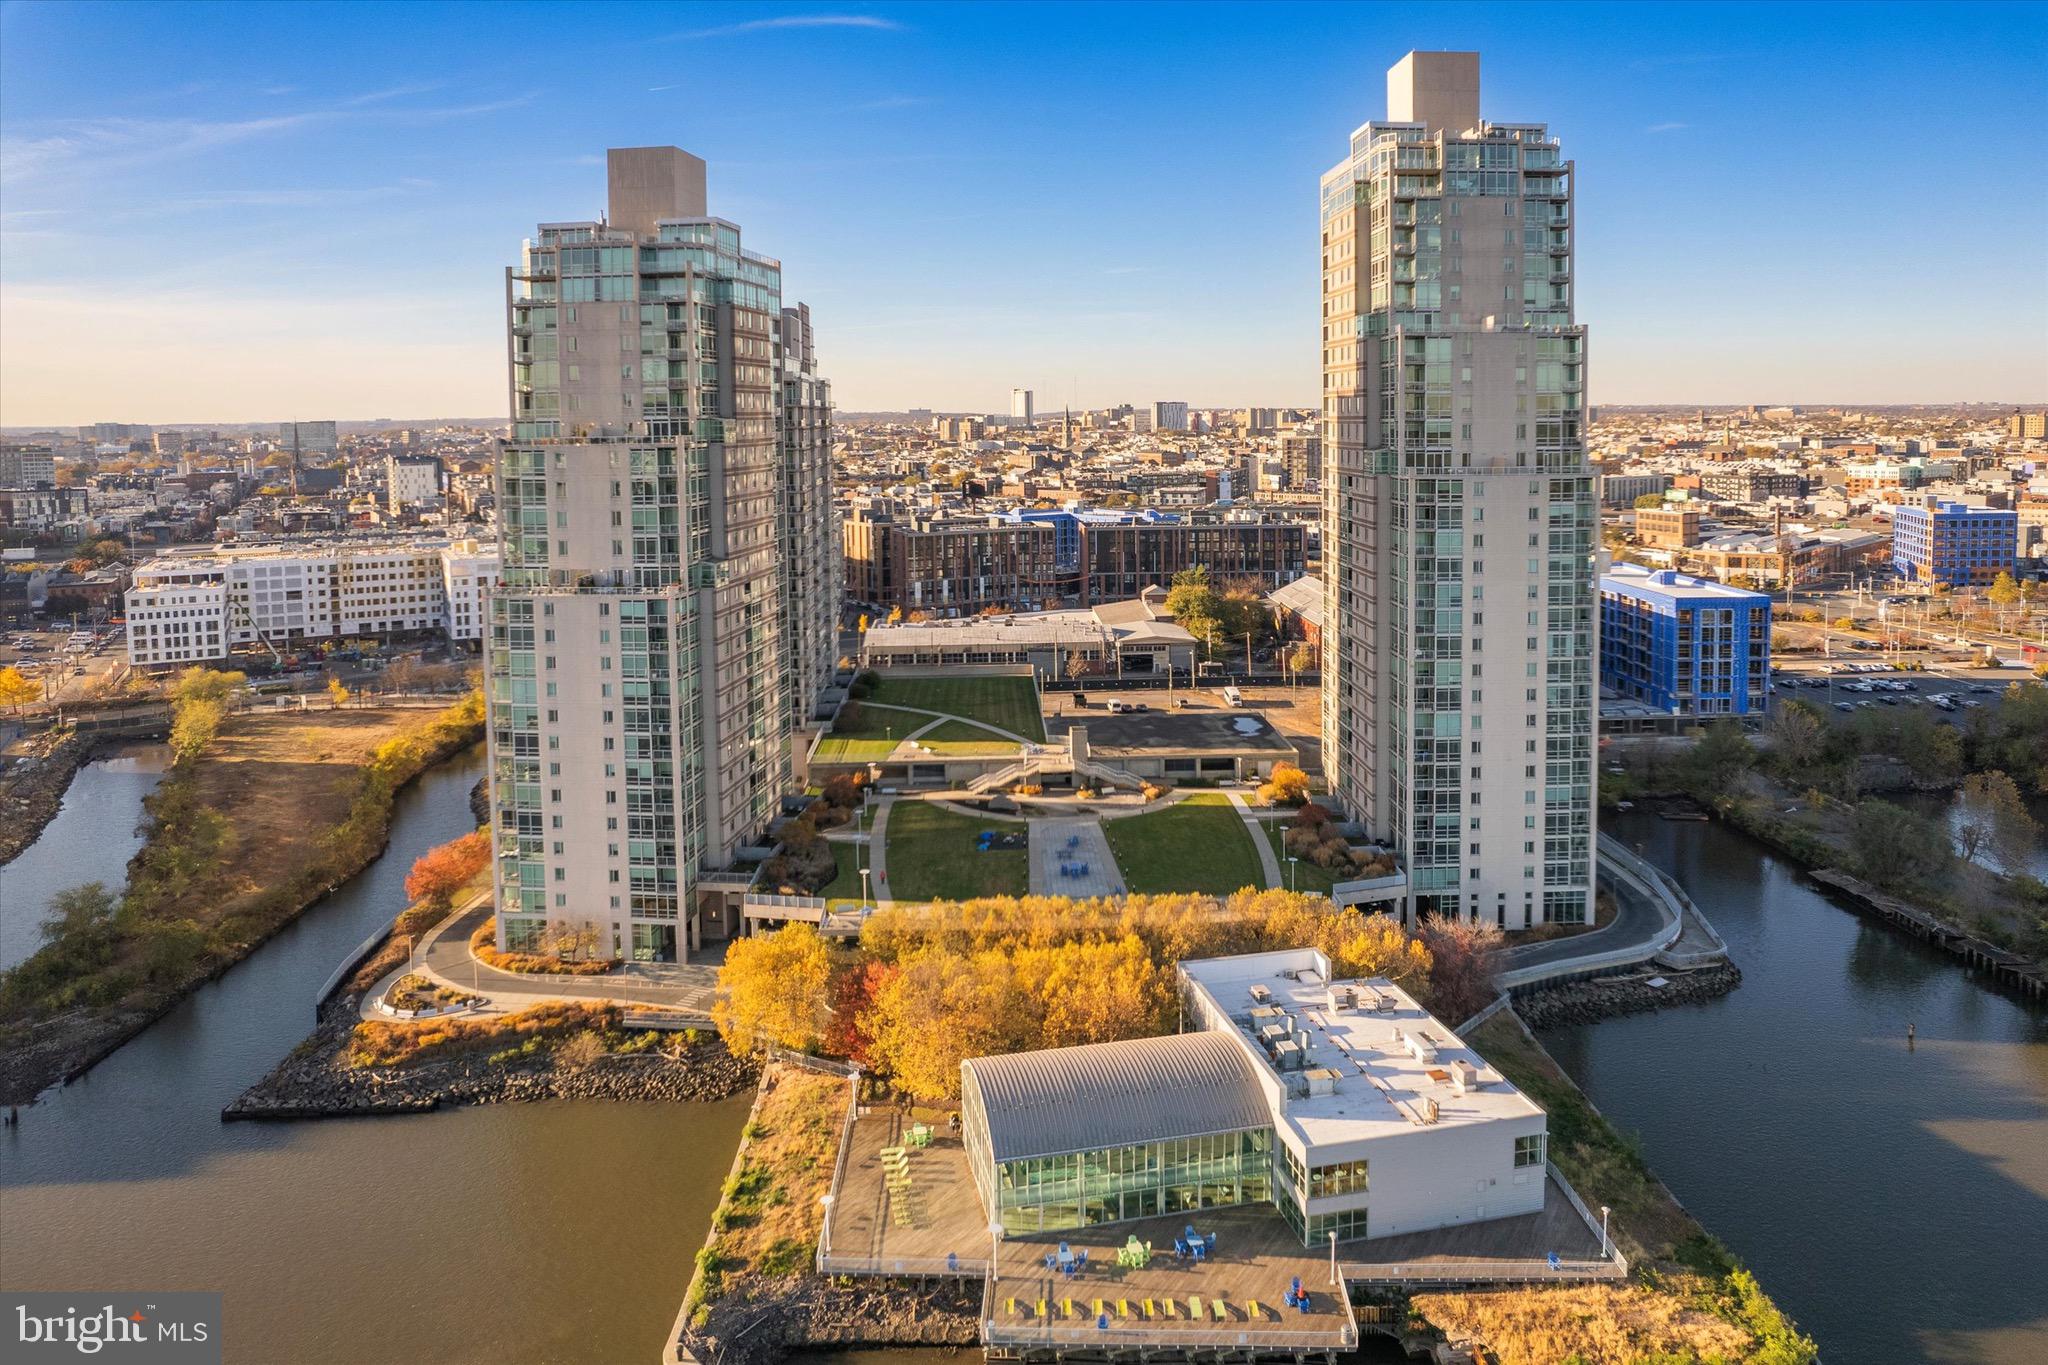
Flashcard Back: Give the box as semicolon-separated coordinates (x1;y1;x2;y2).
992;1129;1274;1235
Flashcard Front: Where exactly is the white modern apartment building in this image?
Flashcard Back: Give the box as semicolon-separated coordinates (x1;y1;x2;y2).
488;147;838;965
124;536;498;667
1320;53;1596;929
387;454;443;511
1011;388;1035;428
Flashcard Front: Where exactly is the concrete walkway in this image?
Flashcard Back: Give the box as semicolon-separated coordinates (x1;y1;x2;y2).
1225;791;1285;889
866;795;896;902
396;902;720;1018
1029;817;1125;897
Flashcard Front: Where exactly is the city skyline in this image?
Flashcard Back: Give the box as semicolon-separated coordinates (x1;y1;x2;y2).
2;1;2043;425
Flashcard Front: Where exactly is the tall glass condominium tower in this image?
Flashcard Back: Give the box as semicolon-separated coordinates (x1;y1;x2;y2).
1320;55;1596;929
490;147;837;964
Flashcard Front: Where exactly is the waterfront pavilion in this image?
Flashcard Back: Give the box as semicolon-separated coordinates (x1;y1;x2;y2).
962;1032;1276;1236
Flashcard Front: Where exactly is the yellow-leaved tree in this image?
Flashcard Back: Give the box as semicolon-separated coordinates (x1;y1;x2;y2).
712;923;835;1055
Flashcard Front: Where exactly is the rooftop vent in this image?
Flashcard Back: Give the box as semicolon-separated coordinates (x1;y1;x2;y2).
1450;1060;1480;1095
1422;1097;1441;1125
1305;1067;1341;1097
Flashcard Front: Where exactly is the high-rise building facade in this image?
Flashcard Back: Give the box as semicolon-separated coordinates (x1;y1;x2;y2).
1320;53;1595;929
1151;400;1190;432
1011;388;1035;428
488;146;837;963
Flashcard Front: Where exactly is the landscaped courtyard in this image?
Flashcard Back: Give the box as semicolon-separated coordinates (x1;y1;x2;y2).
883;800;1029;901
1263;821;1339;895
1101;793;1265;895
814;675;1043;764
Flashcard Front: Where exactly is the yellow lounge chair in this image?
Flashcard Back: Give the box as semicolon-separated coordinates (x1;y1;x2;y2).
1247;1300;1263;1320
1117;1299;1130;1318
1186;1297;1201;1320
1006;1298;1017;1316
1062;1298;1075;1319
1210;1299;1228;1321
1092;1299;1105;1317
1142;1299;1156;1319
1036;1299;1048;1320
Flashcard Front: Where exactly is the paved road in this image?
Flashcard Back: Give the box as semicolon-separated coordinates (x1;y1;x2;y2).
1496;858;1666;973
413;903;719;1013
1030;817;1124;897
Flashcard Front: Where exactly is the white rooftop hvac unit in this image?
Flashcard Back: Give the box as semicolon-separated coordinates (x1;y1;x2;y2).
1305;1067;1341;1097
1449;1060;1480;1095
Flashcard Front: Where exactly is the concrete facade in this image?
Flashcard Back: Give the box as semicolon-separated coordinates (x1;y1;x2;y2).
1321;52;1597;930
490;147;836;964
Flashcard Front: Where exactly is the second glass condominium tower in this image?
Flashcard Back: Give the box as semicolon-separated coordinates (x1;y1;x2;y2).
490;147;837;963
1320;54;1595;929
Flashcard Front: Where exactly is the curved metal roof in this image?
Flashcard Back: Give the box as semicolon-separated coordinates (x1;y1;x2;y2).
962;1032;1268;1163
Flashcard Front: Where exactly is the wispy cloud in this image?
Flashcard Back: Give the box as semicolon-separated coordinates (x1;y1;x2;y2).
0;92;531;187
154;180;435;211
648;84;680;92
340;81;448;107
663;14;902;41
1645;121;1689;134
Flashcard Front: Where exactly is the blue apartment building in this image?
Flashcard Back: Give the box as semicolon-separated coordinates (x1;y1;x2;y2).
1600;564;1772;717
1891;499;2018;587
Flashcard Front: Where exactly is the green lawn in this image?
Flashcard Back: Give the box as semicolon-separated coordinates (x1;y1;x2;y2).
867;675;1044;741
820;839;869;902
1263;821;1338;895
883;800;1029;901
1102;793;1265;895
913;718;1024;756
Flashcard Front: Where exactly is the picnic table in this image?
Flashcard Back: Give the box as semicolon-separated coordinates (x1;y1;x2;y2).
1116;1236;1151;1269
906;1122;933;1148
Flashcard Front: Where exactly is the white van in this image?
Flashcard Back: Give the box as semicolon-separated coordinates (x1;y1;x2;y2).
1221;685;1244;708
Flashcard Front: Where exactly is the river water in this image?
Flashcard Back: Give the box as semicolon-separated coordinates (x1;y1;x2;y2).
5;749;2044;1364
1544;811;2048;1364
0;744;170;971
0;748;749;1365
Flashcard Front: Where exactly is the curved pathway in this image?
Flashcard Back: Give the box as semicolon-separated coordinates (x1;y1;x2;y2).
866;795;896;901
851;702;1036;745
1224;791;1285;889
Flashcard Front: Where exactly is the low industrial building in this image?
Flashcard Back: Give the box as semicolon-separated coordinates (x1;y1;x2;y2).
1599;563;1771;717
961;948;1550;1248
860;592;1198;679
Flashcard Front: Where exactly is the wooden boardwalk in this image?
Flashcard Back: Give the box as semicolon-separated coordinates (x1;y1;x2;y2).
989;1205;1356;1351
822;1108;990;1276
1340;1173;1618;1283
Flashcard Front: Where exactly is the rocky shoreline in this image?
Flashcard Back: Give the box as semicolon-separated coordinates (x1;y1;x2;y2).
0;730;94;868
223;993;755;1120
1513;962;1742;1028
685;1276;981;1365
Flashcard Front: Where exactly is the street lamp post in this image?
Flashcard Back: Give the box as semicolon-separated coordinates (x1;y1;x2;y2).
819;1194;835;1258
1288;856;1298;894
1599;1204;1611;1260
989;1221;1005;1282
860;866;872;911
1328;1230;1338;1285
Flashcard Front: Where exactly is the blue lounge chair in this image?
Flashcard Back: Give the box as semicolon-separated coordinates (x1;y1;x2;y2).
1173;1237;1189;1260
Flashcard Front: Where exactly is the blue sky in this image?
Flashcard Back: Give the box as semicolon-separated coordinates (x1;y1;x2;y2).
2;1;2043;425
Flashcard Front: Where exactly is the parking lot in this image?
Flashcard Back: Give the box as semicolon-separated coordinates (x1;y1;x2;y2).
2;622;129;705
1770;660;2041;725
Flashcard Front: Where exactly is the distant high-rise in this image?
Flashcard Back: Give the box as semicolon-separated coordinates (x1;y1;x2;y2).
1320;52;1595;929
1011;388;1035;428
279;420;338;456
488;146;837;964
1151;400;1190;432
